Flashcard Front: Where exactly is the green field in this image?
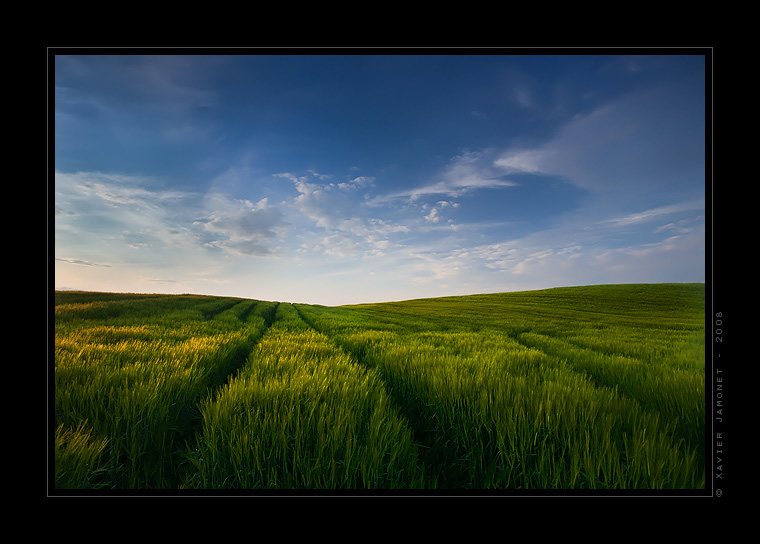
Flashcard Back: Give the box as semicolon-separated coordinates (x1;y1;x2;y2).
52;283;706;492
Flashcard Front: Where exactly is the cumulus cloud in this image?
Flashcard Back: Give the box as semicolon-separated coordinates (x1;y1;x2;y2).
424;208;440;223
195;195;285;256
338;176;375;190
277;172;351;229
418;200;461;226
276;171;409;259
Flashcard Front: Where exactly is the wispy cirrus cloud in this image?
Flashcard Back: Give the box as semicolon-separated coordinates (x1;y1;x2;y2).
54;171;288;261
54;171;195;254
56;55;220;117
598;200;705;227
493;149;555;175
492;83;705;201
396;213;704;295
372;149;517;204
55;257;111;267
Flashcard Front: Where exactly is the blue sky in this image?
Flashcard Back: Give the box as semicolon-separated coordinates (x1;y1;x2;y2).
53;52;707;306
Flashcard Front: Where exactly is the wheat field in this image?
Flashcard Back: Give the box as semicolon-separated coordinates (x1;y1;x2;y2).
52;284;706;492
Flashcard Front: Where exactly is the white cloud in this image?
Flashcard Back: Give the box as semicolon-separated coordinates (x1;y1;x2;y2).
493;149;554;175
390;200;705;295
195;195;285;256
654;222;677;234
424;208;440;223
309;170;333;181
406;250;470;287
373;150;517;203
338;176;375;190
54;171;198;259
55;171;290;262
276;171;410;259
55;257;111;268
598;200;705;227
57;171;188;208
277;172;346;229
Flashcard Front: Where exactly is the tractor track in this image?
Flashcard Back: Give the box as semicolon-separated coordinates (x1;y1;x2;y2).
290;303;466;487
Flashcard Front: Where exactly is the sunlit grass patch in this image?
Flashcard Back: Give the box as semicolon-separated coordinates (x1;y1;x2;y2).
54;294;275;488
185;304;423;489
